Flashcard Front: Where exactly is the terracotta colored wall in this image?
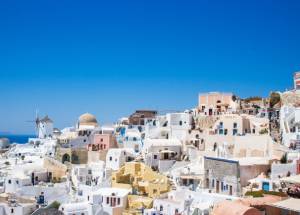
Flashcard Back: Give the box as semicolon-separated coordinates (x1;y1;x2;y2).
89;134;117;151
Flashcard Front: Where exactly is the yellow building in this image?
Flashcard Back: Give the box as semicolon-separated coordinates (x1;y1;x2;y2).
43;156;68;181
123;195;153;215
112;162;170;214
112;162;170;198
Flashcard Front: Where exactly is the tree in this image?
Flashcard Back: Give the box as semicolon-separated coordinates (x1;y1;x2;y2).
270;92;281;108
280;153;287;164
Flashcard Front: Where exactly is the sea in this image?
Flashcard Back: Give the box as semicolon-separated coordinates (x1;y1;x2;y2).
0;134;36;144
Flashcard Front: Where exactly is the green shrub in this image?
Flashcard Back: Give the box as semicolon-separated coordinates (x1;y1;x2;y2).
245;190;287;198
48;201;60;209
259;128;268;135
245;190;264;198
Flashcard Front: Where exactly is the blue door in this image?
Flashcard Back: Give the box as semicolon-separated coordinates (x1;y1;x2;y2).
262;182;269;191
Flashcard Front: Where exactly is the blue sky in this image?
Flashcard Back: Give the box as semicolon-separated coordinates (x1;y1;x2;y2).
0;0;299;134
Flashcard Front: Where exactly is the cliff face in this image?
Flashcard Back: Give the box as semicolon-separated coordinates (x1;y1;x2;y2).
281;91;300;107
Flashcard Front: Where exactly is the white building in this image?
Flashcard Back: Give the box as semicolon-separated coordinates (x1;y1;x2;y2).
105;149;135;171
143;138;182;172
0;194;36;215
123;129;143;153
5;161;49;194
166;112;192;142
144;112;192;142
147;189;238;215
71;162;106;188
280;105;300;148
59;187;130;215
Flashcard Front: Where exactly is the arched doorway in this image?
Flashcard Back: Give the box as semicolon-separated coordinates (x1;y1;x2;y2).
62;153;70;163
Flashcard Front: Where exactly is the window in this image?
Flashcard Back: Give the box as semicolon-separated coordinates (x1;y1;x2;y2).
153;155;158;159
11;208;14;213
117;198;120;205
16;180;19;185
88;170;92;174
221;182;224;191
101;138;103;142
179;121;183;126
107;197;109;204
87;196;89;201
233;123;237;128
224;129;228;135
212;179;215;188
160;205;163;211
109;157;112;161
8;180;11;184
233;129;238;136
175;209;179;214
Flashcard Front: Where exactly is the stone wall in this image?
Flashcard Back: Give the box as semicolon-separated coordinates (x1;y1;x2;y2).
204;156;241;196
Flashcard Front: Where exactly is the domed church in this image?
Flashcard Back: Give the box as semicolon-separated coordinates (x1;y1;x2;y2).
76;113;99;136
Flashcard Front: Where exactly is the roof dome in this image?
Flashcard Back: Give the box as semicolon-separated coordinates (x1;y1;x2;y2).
78;113;98;126
0;138;10;149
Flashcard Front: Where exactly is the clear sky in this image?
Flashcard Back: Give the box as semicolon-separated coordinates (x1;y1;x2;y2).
0;0;299;134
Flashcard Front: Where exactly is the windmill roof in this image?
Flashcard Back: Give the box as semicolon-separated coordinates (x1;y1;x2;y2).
40;115;53;123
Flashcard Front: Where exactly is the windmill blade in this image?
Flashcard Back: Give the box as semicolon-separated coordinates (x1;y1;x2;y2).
24;109;41;137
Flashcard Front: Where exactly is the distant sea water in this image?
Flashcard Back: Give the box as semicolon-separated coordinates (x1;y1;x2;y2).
0;134;36;144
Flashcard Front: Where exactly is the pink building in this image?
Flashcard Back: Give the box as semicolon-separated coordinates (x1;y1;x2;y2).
198;92;237;115
88;134;117;152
